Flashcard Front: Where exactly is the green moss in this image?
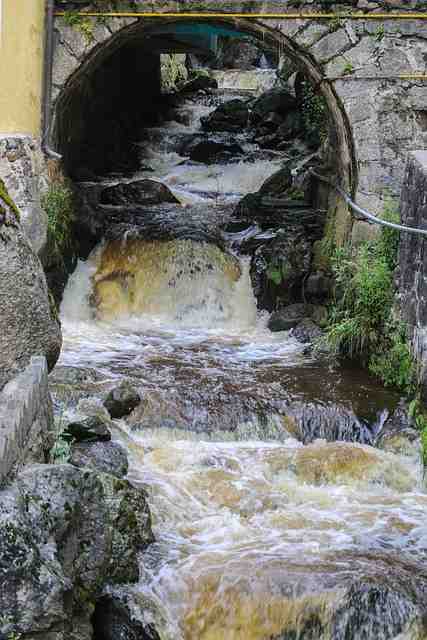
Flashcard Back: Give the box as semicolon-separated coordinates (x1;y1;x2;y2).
0;179;20;221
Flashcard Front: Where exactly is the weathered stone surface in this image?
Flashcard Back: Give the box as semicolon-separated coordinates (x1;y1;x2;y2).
0;357;54;485
0;463;154;640
0;195;62;385
104;382;141;419
0;135;49;256
398;152;427;399
70;441;129;479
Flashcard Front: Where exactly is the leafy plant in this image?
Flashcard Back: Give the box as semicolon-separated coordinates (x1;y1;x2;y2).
324;197;415;393
41;182;75;265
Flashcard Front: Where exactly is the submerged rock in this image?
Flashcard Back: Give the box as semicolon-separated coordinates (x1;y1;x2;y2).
104;382;141;419
99;180;179;207
0;463;154;640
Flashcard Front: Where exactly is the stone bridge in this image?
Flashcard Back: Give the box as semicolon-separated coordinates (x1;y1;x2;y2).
51;0;427;243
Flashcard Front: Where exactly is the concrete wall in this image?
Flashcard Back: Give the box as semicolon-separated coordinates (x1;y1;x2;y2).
0;357;54;486
398;152;427;400
0;0;45;136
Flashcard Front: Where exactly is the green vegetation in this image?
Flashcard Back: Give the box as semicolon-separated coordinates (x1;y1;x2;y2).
324;196;415;394
342;60;354;75
299;80;328;146
63;10;95;43
41;182;75;265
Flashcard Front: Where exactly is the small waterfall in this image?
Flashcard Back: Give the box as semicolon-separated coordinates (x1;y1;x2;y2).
62;238;258;330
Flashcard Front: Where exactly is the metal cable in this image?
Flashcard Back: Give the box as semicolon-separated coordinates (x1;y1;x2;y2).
309;169;427;237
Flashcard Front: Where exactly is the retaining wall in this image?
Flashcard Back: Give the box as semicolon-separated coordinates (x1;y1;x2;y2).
0;357;54;485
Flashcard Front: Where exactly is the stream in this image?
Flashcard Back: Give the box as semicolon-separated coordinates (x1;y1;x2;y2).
51;75;427;640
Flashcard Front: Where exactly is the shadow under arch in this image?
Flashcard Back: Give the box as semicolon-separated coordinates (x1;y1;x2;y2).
52;16;357;192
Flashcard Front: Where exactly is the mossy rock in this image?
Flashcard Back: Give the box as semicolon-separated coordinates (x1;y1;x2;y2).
0;178;20;221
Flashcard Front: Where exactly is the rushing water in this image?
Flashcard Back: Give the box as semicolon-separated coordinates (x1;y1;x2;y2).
54;78;427;639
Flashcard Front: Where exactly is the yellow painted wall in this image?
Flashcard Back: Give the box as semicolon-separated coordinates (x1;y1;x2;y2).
0;0;45;135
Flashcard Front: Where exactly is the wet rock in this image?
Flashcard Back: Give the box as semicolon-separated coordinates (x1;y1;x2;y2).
186;139;244;164
0;464;154;640
305;271;333;301
65;415;111;443
99;180;179;207
268;303;314;331
104;382;141;419
201;99;249;132
259;165;293;197
331;582;419;640
290;319;324;344
0;192;62;387
376;401;423;472
92;592;161;640
70;441;128;478
250;233;312;311
275;110;302;141
251;87;296;123
181;73;218;93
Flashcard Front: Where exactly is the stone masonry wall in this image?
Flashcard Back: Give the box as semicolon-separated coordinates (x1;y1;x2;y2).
398;151;427;400
0;357;54;485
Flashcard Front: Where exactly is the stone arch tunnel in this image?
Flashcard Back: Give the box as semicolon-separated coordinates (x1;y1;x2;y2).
50;3;427;244
52;17;355;187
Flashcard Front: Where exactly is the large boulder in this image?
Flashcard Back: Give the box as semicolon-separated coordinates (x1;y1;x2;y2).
201;99;249;132
0;463;154;640
70;440;129;478
0;184;62;387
